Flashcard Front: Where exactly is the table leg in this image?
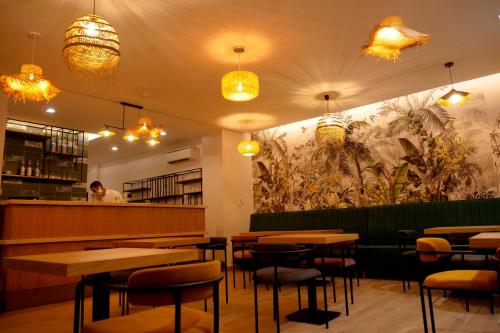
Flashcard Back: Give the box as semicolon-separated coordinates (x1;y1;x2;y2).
91;273;110;321
285;280;340;325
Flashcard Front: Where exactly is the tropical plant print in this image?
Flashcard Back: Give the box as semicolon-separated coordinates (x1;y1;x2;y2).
252;74;500;213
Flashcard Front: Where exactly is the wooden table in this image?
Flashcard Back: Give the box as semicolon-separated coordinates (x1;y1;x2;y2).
239;230;341;237
469;232;500;249
112;236;208;248
424;225;500;235
258;233;359;244
3;248;198;324
258;233;359;325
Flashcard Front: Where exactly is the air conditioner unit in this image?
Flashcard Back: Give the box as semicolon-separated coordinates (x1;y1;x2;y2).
166;146;199;164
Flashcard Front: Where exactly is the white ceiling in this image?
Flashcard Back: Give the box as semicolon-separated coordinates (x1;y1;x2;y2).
1;0;500;163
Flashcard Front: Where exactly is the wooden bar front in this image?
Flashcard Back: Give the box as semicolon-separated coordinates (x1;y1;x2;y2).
0;200;205;311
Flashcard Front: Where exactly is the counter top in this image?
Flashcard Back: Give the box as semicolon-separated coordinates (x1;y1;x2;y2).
0;199;206;209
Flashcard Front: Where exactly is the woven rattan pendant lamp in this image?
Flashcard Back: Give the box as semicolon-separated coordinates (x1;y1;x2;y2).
315;94;345;149
62;0;120;76
0;32;60;103
221;46;259;102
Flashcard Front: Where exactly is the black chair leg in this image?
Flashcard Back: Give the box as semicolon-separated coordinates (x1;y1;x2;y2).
465;296;469;312
349;270;354;305
297;285;302;310
224;248;229;303
407;279;411;290
343;271;349;316
254;279;259;333
322;276;329;329
232;251;236;288
80;282;85;328
427;289;436;333
357;269;360;287
243;267;247;289
331;275;337;303
273;284;280;333
489;295;494;315
419;283;428;333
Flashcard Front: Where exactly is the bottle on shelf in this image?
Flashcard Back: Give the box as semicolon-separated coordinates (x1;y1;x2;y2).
34;160;41;177
62;134;67;154
19;159;25;176
26;160;32;176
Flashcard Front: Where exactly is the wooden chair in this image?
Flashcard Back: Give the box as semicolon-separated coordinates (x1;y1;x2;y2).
76;261;223;333
416;238;498;333
231;236;256;289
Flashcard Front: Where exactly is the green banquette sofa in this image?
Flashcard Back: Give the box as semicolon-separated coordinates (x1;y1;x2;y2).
250;198;500;278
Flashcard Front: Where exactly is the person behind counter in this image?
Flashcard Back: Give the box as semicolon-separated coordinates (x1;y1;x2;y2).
89;181;124;202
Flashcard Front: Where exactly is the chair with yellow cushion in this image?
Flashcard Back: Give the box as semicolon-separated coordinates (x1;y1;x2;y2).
416;238;498;333
231;235;256;289
79;260;223;333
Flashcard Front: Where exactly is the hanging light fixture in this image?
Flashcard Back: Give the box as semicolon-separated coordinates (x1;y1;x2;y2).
221;46;259;102
315;94;345;149
122;129;139;142
362;16;430;61
437;62;471;107
62;0;120;76
238;139;260;157
97;125;116;137
0;32;60;103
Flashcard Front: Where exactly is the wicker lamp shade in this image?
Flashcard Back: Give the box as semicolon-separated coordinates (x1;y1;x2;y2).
315;113;345;149
0;64;60;103
222;70;259;101
237;139;260;156
362;16;430;61
62;14;120;75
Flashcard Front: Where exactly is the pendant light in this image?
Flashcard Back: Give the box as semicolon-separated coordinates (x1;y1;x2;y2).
97;125;116;137
62;0;120;76
0;32;60;103
315;94;345;149
437;62;471;107
238;139;260;157
362;16;430;61
221;46;259;102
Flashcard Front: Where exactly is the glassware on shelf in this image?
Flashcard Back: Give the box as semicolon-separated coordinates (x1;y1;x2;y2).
34;160;41;177
19;159;25;176
26;160;32;176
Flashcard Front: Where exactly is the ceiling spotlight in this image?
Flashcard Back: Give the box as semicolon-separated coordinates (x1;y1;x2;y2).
111;146;118;151
160;130;167;136
46;107;56;113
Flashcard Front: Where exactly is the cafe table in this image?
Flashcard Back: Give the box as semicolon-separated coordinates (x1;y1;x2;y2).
469;232;500;249
2;248;198;328
238;229;342;237
258;233;359;325
423;225;500;235
112;236;209;248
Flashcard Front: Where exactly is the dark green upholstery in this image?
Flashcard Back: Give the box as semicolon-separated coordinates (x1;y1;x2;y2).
250;198;500;278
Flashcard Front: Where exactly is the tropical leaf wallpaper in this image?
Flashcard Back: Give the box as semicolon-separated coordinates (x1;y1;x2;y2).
252;73;500;213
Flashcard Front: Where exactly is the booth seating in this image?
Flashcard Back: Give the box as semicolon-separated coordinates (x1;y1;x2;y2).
250;198;500;278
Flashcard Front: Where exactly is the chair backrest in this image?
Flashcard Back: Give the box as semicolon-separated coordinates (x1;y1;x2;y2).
397;229;419;251
209;237;227;245
250;242;303;268
416;237;451;263
127;260;221;306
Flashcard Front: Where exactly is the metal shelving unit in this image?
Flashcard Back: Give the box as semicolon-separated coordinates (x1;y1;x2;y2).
123;168;202;205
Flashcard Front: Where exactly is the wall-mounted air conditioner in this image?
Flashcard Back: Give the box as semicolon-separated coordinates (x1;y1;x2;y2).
165;146;199;164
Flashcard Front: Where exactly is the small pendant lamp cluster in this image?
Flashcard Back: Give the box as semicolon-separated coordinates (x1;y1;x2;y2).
315;94;345;150
98;102;166;146
0;32;60;103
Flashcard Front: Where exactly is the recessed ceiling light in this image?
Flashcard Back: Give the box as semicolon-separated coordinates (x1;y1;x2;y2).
111;146;118;151
46;107;56;113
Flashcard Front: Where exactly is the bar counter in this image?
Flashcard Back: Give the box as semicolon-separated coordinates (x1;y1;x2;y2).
0;199;205;311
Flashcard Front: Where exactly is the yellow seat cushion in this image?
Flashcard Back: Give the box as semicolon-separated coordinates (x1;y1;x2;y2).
233;250;252;259
423;270;498;292
416;238;451;263
83;306;213;333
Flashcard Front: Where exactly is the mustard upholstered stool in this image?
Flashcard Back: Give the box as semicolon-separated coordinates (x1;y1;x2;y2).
81;261;223;333
416;238;499;333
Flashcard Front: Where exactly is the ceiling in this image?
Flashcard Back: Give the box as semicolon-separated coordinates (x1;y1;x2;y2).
1;0;500;163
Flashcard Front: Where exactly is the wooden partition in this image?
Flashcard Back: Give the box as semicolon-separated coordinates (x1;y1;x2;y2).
0;200;205;311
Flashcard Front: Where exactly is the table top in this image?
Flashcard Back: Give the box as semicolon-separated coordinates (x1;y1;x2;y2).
112;236;209;248
469;232;500;249
238;230;342;237
2;248;198;277
424;225;500;235
258;233;359;245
